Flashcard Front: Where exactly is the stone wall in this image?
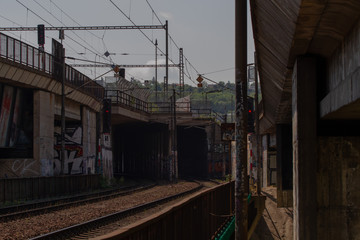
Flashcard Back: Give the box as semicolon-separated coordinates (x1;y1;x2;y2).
318;137;360;240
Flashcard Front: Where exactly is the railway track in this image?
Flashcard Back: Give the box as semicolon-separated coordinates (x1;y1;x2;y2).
30;181;203;240
0;180;156;222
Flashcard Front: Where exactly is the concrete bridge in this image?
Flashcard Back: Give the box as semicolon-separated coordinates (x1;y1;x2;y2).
0;32;223;181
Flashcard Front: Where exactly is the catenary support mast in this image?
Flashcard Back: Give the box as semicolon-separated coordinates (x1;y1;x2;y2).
235;0;248;239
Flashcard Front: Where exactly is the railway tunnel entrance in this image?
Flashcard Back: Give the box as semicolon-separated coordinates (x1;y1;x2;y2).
177;126;208;178
112;122;212;180
112;122;169;179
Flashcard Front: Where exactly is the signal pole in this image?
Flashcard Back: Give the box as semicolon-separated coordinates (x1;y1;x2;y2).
235;0;248;239
179;48;184;97
255;52;261;195
60;29;65;175
155;39;158;102
165;20;169;98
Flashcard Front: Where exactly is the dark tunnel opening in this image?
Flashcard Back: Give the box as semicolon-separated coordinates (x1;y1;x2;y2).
177;126;208;178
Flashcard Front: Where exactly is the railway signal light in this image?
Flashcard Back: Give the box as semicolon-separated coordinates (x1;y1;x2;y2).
197;75;203;88
37;24;45;45
103;99;111;133
248;97;255;133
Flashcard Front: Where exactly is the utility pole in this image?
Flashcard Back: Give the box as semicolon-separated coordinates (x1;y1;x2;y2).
60;29;65;175
179;48;184;97
235;0;248;239
255;52;261;195
155;39;158;102
173;88;178;179
165;20;169;98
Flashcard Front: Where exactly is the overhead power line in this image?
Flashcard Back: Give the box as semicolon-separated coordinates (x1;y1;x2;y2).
201;67;235;76
70;63;179;68
31;0;111;64
143;0;201;85
0;25;164;31
14;0;107;65
49;0;102;40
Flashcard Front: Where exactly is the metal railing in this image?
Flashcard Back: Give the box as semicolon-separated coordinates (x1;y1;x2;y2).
191;108;225;122
149;101;191;113
105;89;149;112
0;32;104;100
0;174;100;204
105;89;225;123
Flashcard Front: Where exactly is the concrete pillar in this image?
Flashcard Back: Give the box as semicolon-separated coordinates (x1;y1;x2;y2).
262;135;268;187
276;124;293;207
82;107;97;174
168;123;174;181
101;133;113;180
33;90;54;176
292;56;317;240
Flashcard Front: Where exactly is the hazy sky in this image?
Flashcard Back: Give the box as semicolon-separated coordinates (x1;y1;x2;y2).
0;0;254;86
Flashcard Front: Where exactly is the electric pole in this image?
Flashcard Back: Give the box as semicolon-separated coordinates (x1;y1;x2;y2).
155;39;158;102
255;52;261;195
60;29;65;175
235;0;248;239
179;48;184;97
165;20;169;98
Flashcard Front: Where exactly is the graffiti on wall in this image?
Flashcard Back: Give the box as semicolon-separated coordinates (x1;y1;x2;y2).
11;159;39;177
0;85;14;146
0;84;33;158
54;125;87;175
101;134;113;179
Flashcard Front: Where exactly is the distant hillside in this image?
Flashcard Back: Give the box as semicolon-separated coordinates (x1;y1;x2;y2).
130;79;258;115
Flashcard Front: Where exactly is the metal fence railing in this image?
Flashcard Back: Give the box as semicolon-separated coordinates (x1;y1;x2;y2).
105;89;149;112
149;101;191;113
0;32;104;100
0;174;100;204
105;89;225;123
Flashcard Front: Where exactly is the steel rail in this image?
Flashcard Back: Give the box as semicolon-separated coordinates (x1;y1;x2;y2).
0;182;156;222
30;182;203;240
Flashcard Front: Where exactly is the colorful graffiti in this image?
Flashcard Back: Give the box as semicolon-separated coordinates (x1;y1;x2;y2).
0;85;14;147
54;125;86;175
0;84;33;158
101;134;113;179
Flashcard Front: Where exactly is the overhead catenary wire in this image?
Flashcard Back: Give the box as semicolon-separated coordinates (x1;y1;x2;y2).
15;0;114;70
144;0;201;84
0;13;37;46
50;0;113;61
14;0;89;62
109;0;182;85
110;0;202;86
32;0;112;65
201;67;235;76
49;0;103;40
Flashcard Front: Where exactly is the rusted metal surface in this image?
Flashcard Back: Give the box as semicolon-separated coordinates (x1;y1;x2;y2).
0;174;100;204
0;32;104;100
235;0;248;239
